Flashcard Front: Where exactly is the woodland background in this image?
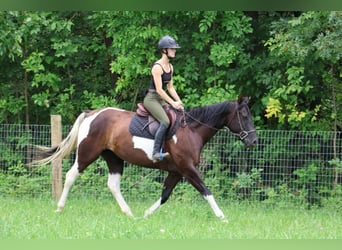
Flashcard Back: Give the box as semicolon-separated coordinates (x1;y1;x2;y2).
0;11;341;131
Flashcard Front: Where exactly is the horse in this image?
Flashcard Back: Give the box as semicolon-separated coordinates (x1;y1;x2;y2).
31;95;257;221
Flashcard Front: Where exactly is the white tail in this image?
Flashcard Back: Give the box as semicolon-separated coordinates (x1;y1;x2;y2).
31;112;88;166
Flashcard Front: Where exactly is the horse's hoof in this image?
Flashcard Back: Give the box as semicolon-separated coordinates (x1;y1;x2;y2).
124;211;134;217
144;209;152;218
55;207;63;213
221;218;229;223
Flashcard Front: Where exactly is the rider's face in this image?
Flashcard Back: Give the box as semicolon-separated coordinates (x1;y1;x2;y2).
166;48;176;58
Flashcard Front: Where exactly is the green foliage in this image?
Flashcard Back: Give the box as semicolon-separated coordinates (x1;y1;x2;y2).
263;11;341;130
0;11;341;130
0;96;26;123
328;158;342;174
293;163;319;186
236;168;263;189
82;90;117;109
209;42;239;67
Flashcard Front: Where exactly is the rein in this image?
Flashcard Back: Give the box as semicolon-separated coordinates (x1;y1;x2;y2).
183;111;220;131
182;107;255;141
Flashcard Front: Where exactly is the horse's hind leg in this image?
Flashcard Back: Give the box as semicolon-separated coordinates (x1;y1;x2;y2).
56;159;80;212
56;139;103;212
102;150;133;217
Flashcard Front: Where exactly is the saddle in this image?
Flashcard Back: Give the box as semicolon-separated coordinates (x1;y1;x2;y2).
136;103;178;136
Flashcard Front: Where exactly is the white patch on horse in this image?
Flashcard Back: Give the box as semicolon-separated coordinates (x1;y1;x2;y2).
78;108;123;146
132;136;154;160
172;134;178;144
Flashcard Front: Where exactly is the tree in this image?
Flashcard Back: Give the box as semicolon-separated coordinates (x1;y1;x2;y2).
0;11;340;132
0;11;117;124
263;11;342;130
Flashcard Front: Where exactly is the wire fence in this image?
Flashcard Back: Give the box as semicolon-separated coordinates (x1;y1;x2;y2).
1;123;342;208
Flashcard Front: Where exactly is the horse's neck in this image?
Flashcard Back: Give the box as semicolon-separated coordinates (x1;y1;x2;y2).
186;101;234;144
198;126;220;146
197;101;236;143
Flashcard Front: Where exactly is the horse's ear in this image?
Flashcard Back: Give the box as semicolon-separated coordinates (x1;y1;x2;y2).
238;95;251;105
238;94;244;104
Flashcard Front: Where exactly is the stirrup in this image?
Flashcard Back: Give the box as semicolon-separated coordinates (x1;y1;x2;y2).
152;148;170;162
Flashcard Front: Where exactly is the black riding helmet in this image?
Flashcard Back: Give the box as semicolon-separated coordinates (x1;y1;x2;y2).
157;35;181;49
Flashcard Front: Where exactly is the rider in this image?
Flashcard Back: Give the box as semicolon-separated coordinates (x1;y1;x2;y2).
143;35;184;161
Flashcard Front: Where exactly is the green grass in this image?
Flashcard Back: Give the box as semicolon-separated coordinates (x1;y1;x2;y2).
1;196;341;239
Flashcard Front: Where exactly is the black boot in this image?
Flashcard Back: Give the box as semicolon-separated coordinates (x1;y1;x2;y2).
152;123;169;161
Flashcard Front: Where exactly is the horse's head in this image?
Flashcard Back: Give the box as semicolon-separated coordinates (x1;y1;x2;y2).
226;95;258;147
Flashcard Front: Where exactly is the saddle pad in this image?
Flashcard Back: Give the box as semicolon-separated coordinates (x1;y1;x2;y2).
129;114;179;140
129;115;155;139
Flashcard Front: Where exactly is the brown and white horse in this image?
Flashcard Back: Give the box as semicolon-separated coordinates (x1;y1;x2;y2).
32;96;257;221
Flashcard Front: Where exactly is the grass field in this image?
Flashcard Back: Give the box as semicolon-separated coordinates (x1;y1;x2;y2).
1;196;341;239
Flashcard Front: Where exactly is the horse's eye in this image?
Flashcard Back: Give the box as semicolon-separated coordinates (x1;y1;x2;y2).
239;108;248;117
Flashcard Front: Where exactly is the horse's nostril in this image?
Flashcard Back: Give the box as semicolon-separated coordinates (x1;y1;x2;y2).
252;138;258;145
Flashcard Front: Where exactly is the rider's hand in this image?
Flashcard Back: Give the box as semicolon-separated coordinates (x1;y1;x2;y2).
172;101;184;111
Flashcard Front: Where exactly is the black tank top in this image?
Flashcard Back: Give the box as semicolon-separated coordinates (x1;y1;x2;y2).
149;63;172;90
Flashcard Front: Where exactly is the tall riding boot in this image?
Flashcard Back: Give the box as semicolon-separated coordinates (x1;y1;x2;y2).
152;123;169;161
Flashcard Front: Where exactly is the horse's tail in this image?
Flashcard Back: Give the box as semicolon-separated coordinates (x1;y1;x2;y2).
29;112;88;166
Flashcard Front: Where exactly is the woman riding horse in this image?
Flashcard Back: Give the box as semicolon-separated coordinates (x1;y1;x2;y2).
143;35;184;161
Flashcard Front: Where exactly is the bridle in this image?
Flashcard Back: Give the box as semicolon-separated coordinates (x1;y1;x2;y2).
227;107;256;140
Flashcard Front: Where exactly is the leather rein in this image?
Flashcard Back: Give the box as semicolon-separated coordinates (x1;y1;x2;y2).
181;106;255;140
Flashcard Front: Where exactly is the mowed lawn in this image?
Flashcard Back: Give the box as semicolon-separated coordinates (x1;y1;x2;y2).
1;197;341;239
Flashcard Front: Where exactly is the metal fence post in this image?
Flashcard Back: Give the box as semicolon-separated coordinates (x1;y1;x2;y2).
50;115;62;200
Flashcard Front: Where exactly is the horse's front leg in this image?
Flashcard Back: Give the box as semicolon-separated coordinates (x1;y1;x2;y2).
144;172;182;218
184;166;226;221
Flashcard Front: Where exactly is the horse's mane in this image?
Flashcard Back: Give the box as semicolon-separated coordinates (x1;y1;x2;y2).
186;101;232;128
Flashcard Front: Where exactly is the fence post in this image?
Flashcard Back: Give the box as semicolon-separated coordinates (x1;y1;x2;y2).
51;115;62;200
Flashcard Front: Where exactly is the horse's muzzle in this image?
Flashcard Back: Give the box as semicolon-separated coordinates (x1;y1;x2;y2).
247;137;258;147
242;131;258;147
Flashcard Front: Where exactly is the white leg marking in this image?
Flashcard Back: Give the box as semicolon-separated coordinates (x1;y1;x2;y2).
204;195;226;221
144;198;162;218
108;173;134;217
56;161;80;212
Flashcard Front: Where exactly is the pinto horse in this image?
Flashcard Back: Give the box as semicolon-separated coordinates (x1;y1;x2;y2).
32;96;257;221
